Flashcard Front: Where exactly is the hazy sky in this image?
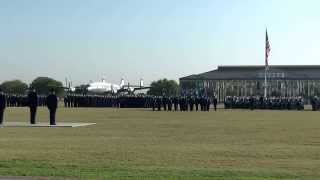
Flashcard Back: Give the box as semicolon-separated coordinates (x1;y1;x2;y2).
1;0;320;86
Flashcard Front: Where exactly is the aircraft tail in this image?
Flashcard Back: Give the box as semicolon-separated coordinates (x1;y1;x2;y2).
140;78;144;87
120;78;125;87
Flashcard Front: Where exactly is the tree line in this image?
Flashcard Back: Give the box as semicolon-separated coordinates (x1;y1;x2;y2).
0;77;179;96
0;77;64;95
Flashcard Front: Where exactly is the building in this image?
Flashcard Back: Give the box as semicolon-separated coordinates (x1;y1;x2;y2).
179;65;320;102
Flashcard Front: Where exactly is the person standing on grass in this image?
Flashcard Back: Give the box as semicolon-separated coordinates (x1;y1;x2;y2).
168;97;173;111
152;96;156;111
173;97;178;111
213;96;218;111
28;89;38;124
46;89;58;125
249;96;254;111
0;88;6;125
156;97;162;111
206;97;211;111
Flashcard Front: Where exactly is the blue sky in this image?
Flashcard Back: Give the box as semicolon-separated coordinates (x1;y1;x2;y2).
1;0;320;85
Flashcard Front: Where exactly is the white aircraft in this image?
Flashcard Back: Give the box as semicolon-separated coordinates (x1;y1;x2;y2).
87;78;124;93
87;78;147;93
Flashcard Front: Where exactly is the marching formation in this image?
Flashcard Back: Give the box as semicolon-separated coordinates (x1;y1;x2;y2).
224;96;304;110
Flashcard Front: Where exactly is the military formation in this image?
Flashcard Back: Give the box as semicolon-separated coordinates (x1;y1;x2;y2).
0;88;58;125
0;89;5;124
63;94;218;111
150;96;217;111
64;94;149;108
5;94;46;107
224;96;304;110
3;88;320;126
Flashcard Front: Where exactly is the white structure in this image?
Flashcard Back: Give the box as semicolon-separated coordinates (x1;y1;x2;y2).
140;79;144;87
87;78;146;93
87;78;123;93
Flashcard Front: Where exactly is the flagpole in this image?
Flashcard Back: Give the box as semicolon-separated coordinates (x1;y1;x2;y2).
264;29;270;98
264;66;267;98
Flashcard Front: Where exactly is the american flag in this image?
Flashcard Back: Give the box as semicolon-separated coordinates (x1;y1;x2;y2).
265;30;271;68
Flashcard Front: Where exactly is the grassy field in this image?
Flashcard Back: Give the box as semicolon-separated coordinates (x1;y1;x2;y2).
0;107;320;179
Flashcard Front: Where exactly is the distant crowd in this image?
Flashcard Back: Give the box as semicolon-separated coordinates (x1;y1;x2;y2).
63;94;218;111
64;95;147;108
224;96;304;110
5;94;47;107
150;96;217;111
5;92;320;113
6;87;320;128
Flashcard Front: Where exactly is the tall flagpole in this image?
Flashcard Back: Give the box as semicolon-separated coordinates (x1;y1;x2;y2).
264;64;267;98
264;29;270;98
264;29;267;98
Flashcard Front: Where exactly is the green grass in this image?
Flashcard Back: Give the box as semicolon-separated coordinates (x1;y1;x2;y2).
0;107;320;179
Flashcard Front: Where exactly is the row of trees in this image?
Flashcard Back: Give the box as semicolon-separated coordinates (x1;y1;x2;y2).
0;77;180;96
0;77;63;95
147;79;179;96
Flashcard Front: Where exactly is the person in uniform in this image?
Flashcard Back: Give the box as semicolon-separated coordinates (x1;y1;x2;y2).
152;96;156;111
173;97;178;111
249;96;254;110
213;96;218;111
206;97;210;111
179;97;184;111
200;97;204;111
27;89;38;124
195;97;200;111
311;96;317;111
0;89;6;125
156;97;162;111
189;97;194;111
168;97;173;111
162;96;167;111
64;95;68;107
46;89;58;125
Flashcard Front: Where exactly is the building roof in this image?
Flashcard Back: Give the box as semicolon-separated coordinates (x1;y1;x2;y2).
180;65;320;81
